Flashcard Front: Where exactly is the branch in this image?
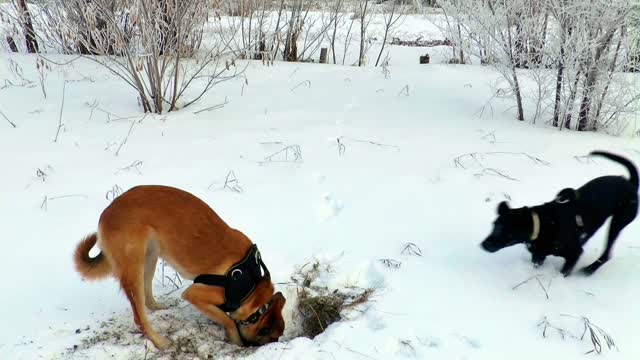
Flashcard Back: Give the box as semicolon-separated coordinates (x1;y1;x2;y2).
54;81;66;142
0;109;16;128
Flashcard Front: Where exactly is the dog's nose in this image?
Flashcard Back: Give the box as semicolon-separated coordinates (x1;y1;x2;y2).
480;240;495;252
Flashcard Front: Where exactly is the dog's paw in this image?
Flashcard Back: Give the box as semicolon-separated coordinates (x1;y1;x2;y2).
531;255;546;268
579;265;597;276
147;301;170;311
532;259;545;268
151;336;172;351
560;269;573;277
580;259;606;276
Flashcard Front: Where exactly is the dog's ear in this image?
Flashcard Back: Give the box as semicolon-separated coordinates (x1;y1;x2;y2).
555;188;576;204
497;201;510;215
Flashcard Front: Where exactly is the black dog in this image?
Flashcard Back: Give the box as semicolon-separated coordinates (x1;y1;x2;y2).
481;151;638;276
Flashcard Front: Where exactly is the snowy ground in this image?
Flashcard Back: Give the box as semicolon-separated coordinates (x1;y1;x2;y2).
2;15;640;360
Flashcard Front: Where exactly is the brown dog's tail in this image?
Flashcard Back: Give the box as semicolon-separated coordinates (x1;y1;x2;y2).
74;233;112;280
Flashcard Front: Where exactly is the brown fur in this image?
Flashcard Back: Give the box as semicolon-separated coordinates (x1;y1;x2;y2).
73;185;286;350
74;233;111;280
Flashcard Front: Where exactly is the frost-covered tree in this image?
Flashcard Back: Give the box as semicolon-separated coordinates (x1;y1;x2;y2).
437;0;638;132
546;0;635;131
438;0;540;121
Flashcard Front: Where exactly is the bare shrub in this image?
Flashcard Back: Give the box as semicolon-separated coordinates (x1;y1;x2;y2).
36;0;245;114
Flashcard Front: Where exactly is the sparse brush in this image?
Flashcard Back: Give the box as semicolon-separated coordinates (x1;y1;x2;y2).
562;315;618;354
538;315;617;354
105;185;124;202
224;170;243;193
297;288;345;338
261;144;303;164
291;260;374;339
402;243;422;256
379;258;401;269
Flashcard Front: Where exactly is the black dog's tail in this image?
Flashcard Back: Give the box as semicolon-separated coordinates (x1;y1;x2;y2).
591;150;639;190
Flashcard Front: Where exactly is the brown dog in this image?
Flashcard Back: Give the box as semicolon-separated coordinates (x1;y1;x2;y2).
73;185;286;350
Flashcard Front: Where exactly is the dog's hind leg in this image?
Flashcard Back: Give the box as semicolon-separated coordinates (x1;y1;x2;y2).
120;267;171;350
581;202;638;275
560;247;583;277
143;243;168;311
109;230;170;350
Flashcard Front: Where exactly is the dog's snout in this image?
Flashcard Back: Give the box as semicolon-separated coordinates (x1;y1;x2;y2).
480;238;498;253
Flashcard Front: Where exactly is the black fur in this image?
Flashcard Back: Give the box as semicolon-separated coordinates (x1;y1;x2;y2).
480;151;638;276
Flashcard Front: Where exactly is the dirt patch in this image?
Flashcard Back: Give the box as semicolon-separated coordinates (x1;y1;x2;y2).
68;295;255;360
67;260;373;358
288;261;374;339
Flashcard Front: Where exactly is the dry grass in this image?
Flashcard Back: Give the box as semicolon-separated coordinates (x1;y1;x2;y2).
290;261;374;339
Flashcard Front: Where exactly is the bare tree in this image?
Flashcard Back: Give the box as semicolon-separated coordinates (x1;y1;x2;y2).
437;0;531;121
375;1;406;67
283;0;304;61
356;0;374;66
328;0;346;64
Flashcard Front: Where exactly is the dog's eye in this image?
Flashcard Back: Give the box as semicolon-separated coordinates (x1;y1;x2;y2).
258;327;271;337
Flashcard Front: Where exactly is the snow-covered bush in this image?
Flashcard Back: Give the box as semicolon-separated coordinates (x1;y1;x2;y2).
436;0;639;133
31;0;244;114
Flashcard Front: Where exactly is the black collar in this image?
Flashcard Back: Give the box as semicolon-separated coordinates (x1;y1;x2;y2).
235;300;273;347
237;300;271;326
193;244;270;313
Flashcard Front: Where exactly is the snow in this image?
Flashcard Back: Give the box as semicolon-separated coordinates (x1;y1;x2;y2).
2;13;640;360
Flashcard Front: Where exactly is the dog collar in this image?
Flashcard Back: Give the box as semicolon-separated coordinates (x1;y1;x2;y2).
237;300;272;326
193;244;270;313
234;296;274;347
530;211;540;241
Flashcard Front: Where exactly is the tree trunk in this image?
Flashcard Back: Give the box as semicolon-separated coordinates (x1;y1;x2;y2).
78;0;113;55
18;0;39;53
552;27;567;127
6;36;19;52
505;13;523;121
627;34;639;72
283;2;301;62
159;0;177;56
358;0;369;67
563;71;582;130
514;17;526;68
577;28;617;131
331;18;339;64
375;8;393;67
457;23;464;64
594;28;624;128
552;52;564;127
532;13;548;66
512;66;524;121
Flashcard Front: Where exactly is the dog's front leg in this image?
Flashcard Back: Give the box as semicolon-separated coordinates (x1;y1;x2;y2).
531;253;546;268
560;248;583;277
181;284;243;346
